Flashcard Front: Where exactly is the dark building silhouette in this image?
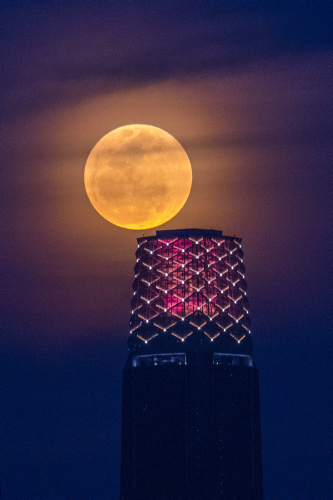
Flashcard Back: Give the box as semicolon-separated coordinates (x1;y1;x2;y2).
121;229;263;499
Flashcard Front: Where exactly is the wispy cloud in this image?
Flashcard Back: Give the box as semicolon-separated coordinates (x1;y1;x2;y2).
3;0;332;118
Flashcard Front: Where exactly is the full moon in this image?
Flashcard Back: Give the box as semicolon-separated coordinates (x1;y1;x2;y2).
84;124;192;230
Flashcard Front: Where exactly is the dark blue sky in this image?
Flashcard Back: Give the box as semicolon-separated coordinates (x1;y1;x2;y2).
2;1;332;498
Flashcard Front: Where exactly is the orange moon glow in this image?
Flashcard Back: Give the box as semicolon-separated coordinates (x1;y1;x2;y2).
84;125;192;230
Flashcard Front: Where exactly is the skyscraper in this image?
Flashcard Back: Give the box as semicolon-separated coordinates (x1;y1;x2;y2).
120;229;263;499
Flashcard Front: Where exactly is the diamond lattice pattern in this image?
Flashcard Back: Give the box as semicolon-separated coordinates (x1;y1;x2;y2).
130;236;251;344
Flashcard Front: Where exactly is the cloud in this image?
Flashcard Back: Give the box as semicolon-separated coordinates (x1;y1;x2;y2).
58;3;332;93
2;0;332;118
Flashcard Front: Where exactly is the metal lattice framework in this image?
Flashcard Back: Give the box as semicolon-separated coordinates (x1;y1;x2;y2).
129;231;251;346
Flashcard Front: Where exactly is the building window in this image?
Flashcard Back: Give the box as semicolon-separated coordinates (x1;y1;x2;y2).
213;353;253;367
134;353;186;367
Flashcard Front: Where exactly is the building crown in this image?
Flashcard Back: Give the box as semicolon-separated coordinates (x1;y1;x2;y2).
128;229;252;354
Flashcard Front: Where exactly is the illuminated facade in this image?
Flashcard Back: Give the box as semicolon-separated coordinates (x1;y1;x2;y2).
120;229;263;499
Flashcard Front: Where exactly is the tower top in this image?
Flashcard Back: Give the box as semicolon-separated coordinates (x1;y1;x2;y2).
129;229;251;356
157;228;223;239
138;228;226;242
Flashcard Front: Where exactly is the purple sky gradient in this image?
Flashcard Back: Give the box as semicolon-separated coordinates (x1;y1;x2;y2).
2;1;332;498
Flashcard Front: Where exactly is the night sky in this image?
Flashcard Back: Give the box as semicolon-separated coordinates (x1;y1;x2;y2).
2;1;332;498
